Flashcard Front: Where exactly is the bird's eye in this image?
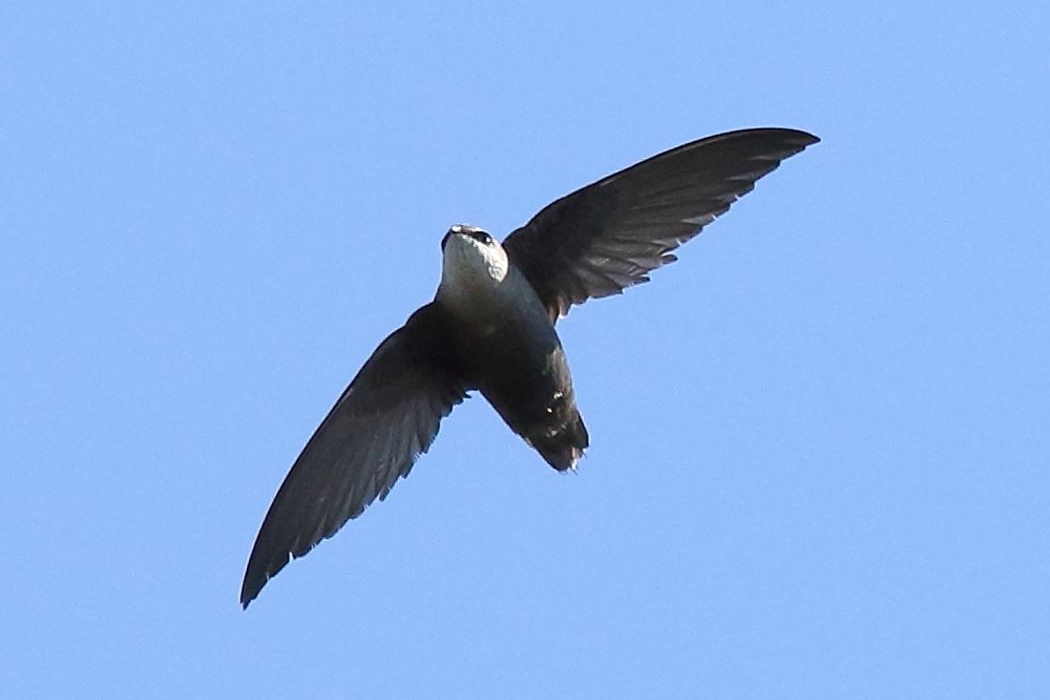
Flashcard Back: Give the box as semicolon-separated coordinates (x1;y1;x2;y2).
472;230;493;245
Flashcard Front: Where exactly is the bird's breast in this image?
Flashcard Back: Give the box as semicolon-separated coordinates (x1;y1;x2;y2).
436;260;580;459
436;263;561;384
437;260;551;332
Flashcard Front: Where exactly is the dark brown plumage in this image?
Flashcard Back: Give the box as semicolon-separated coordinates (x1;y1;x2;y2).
241;128;819;608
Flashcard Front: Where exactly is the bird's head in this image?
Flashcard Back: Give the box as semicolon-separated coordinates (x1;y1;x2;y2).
439;224;509;295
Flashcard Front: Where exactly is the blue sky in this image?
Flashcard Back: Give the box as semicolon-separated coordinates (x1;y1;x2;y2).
3;1;1048;697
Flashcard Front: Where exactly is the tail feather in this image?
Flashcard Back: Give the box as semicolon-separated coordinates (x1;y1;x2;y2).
531;411;589;471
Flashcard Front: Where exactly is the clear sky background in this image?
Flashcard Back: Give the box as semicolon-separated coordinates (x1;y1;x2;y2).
3;2;1048;698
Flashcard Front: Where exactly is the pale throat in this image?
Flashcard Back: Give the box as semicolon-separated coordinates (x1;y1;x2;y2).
436;236;543;321
439;237;508;295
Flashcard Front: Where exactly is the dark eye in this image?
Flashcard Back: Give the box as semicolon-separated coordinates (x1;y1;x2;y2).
471;230;493;245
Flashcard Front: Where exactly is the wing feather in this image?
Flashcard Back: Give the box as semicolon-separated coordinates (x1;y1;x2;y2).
240;303;465;607
503;128;819;319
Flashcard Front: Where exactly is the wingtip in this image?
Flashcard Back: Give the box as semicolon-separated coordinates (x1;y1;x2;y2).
744;127;820;150
799;130;821;146
239;557;273;610
239;582;258;610
774;128;820;149
765;128;820;160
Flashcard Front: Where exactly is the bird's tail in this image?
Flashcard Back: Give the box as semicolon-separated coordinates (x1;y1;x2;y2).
531;411;589;472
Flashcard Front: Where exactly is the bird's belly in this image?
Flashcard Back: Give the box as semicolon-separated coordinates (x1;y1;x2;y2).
464;313;563;390
438;263;581;441
462;318;575;436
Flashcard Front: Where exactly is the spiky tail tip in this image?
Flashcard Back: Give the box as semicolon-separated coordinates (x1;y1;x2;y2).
533;414;589;471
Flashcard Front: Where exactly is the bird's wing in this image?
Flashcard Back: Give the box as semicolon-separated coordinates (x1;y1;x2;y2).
240;303;466;607
502;128;819;320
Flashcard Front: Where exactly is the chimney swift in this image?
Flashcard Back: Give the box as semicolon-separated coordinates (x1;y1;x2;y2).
241;127;819;607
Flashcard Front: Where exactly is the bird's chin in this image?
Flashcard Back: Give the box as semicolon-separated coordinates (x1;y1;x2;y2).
440;235;508;289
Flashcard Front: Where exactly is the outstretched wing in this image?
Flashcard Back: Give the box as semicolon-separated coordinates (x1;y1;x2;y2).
502;128;819;320
240;303;466;608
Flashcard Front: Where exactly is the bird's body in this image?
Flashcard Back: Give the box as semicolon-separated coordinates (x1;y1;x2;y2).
241;128;819;607
437;226;588;471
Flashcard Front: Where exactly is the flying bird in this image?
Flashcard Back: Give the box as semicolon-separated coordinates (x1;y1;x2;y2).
241;127;819;607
